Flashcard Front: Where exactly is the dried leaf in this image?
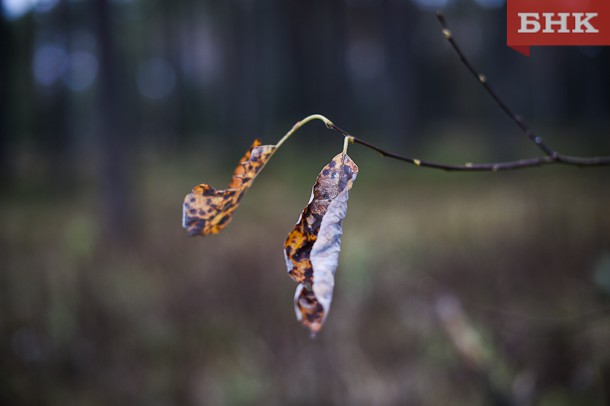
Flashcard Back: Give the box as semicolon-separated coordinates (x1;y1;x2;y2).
284;152;358;334
183;139;276;236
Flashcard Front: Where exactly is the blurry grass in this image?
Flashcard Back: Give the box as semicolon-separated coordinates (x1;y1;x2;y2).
1;146;610;405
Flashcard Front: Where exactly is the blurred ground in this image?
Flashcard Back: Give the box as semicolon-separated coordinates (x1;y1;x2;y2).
1;141;609;405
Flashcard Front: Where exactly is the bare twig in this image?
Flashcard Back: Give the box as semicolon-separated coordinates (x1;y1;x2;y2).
434;11;610;168
329;123;553;172
282;13;610;172
327;123;610;172
435;11;555;157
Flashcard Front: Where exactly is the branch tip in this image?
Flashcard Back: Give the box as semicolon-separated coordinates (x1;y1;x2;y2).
273;13;610;174
435;11;566;159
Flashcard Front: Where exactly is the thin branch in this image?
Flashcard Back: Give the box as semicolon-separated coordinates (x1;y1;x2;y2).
330;123;552;172
328;122;610;171
352;136;554;172
435;11;556;157
274;12;610;172
319;13;610;172
435;11;610;168
332;130;610;174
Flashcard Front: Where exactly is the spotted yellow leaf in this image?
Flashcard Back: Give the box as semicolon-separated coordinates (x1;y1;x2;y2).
182;139;276;236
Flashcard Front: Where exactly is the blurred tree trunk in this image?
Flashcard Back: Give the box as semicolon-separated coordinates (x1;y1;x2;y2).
94;0;134;242
381;0;417;145
286;0;328;118
159;0;180;149
49;0;74;188
0;15;10;188
0;12;10;395
225;1;262;140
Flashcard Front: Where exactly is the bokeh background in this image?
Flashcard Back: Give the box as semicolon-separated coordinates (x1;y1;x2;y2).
1;0;610;405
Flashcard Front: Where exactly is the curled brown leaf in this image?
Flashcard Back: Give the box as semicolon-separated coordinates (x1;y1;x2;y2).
284;152;358;334
182;139;276;236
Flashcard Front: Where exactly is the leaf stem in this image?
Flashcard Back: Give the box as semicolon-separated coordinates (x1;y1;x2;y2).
275;114;334;150
342;136;353;155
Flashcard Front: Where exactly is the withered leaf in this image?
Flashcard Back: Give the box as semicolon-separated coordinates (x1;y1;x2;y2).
183;139;276;236
284;152;358;334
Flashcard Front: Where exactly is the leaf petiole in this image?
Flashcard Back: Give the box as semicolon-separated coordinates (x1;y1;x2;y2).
274;114;334;151
342;135;354;155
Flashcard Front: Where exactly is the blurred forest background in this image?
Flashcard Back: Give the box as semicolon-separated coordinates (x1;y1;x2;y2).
1;0;610;405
